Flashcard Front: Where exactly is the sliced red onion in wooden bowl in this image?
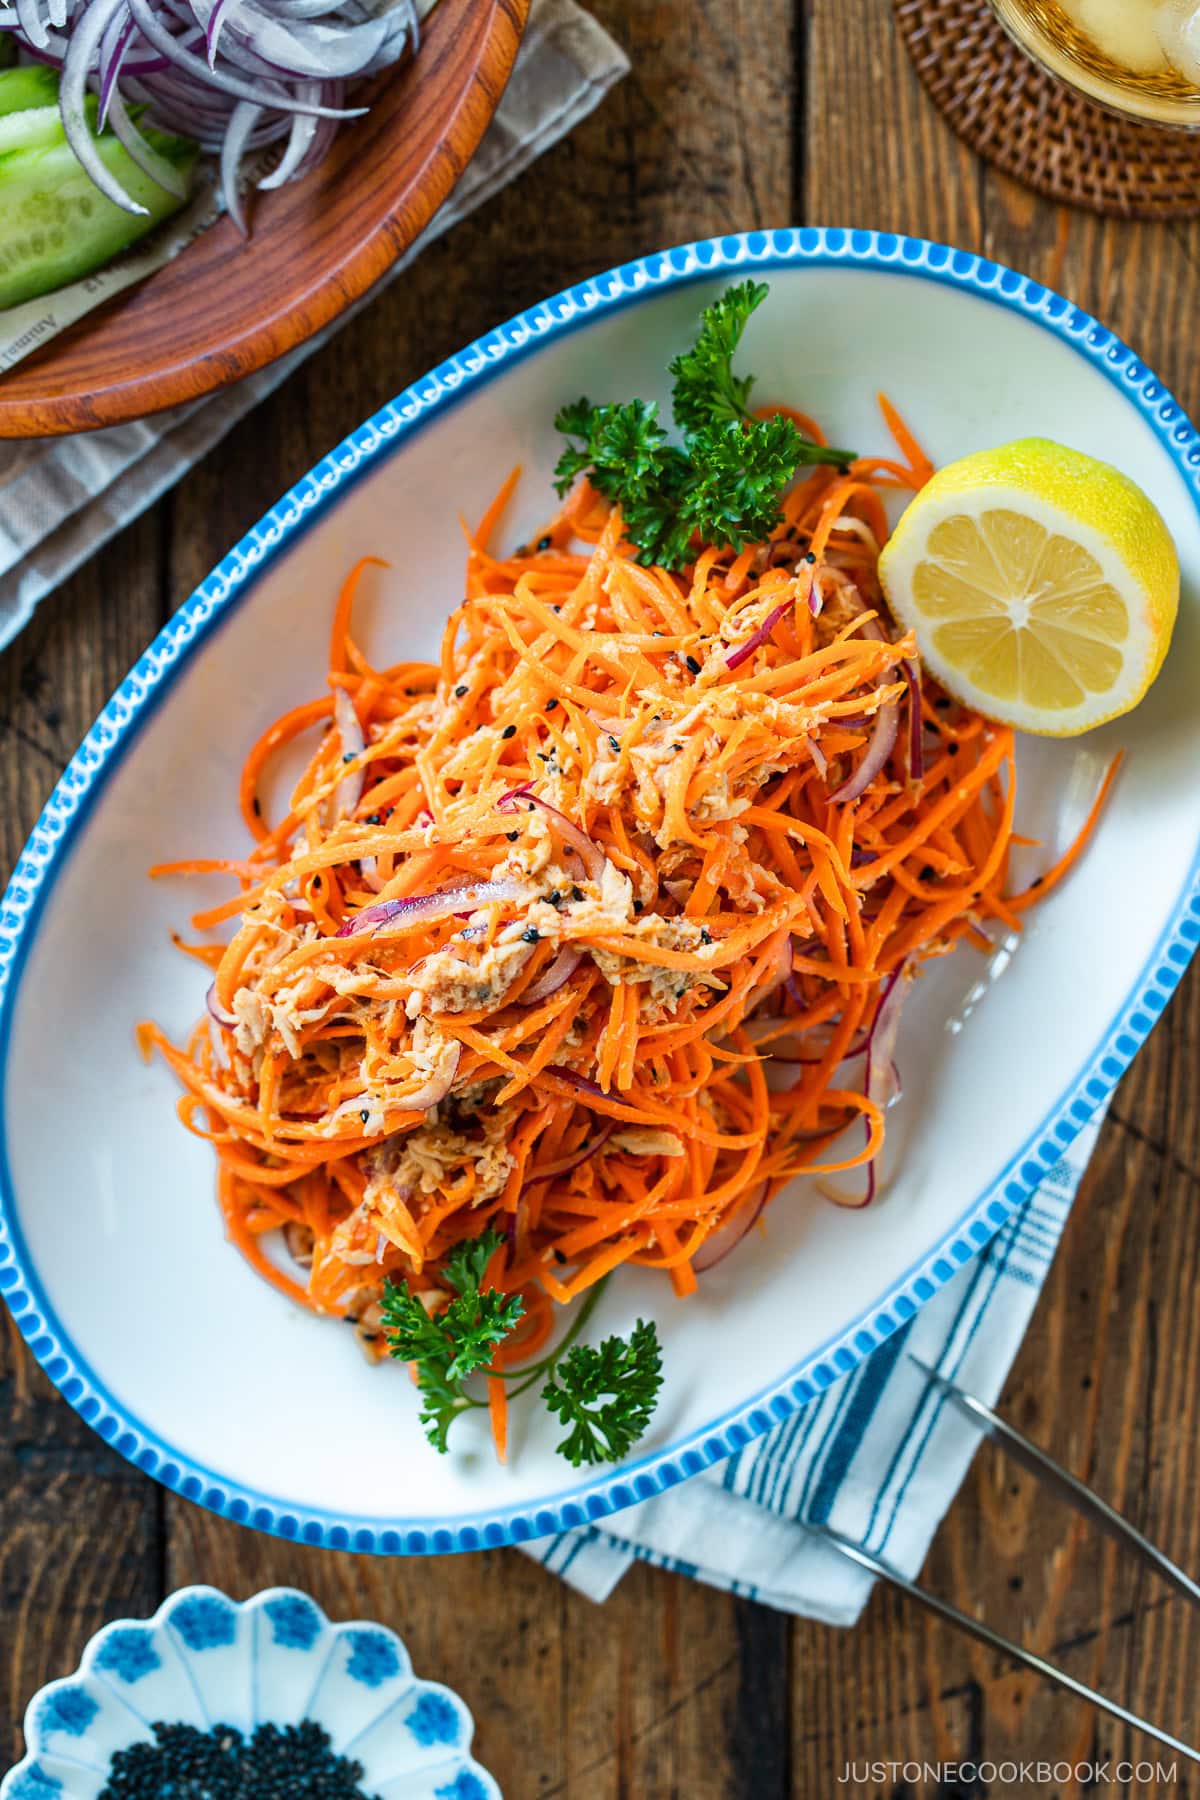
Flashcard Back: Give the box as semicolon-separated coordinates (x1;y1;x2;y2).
7;0;416;226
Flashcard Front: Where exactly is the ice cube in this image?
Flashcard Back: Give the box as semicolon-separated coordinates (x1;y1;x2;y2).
1154;0;1200;83
1065;0;1169;71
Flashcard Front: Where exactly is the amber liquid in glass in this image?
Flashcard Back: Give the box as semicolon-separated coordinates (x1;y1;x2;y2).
995;0;1200;121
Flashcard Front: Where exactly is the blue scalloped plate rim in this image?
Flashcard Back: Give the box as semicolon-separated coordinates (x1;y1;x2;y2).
1;228;1199;1556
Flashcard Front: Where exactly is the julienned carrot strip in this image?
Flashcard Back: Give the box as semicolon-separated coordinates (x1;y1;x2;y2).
1008;753;1123;911
143;407;1111;1444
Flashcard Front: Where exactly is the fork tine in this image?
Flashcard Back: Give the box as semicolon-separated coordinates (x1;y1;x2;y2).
813;1525;1200;1768
907;1353;1200;1609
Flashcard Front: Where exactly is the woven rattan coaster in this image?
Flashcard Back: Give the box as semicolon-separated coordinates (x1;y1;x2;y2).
894;0;1200;219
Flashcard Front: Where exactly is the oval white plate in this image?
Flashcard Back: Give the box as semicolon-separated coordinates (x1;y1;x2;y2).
2;231;1199;1553
1;1585;499;1798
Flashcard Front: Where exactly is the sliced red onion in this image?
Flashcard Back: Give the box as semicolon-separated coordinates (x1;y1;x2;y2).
725;595;792;671
125;0;365;113
694;1180;770;1273
809;572;824;617
817;965;910;1209
332;684;366;819
808;735;828;779
219;97;258;232
523;1123;615;1189
16;0;50;49
903;659;924;782
496;787;606;882
256;80;317;186
523;946;583;1004
108;87;191;196
335;878;527;939
205;981;238;1027
826;617;899;806
61;0;151;213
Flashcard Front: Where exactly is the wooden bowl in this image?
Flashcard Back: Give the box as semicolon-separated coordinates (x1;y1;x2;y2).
0;0;528;438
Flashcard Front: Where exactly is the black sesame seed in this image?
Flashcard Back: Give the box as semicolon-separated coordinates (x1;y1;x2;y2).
537;535;553;551
536;751;550;762
342;751;356;763
633;900;644;914
672;742;684;752
700;928;712;945
99;1719;374;1800
685;655;701;674
920;865;935;882
522;927;541;943
948;742;959;756
934;696;952;711
608;736;620;753
506;831;519;842
806;551;817;564
571;885;585;902
552;604;562;614
366;813;381;826
501;724;517;739
546;698;559;712
454;684;468;697
549;890;562;906
553;1249;567;1264
360;1109;370;1124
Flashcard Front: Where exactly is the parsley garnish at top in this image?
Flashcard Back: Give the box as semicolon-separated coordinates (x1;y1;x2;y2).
552;280;856;571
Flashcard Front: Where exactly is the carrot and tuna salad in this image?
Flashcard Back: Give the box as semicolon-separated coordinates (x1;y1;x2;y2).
141;284;1114;1466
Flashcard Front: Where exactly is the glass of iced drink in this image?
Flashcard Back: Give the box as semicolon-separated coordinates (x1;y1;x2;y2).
990;0;1200;125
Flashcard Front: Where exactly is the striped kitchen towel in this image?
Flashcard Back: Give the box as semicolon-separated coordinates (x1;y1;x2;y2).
524;1112;1103;1622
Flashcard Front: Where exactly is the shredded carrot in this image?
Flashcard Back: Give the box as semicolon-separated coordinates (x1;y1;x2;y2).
143;395;1117;1461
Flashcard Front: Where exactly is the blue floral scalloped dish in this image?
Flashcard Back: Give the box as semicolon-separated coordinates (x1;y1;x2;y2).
2;1587;500;1800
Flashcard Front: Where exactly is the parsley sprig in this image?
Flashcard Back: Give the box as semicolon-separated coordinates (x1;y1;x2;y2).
381;1230;525;1451
553;280;856;570
381;1228;664;1465
543;1319;663;1467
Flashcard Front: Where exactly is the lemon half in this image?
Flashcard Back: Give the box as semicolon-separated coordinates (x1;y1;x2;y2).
878;438;1179;736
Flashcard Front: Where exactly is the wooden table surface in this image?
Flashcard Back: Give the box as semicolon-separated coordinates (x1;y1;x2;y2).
2;3;1198;1795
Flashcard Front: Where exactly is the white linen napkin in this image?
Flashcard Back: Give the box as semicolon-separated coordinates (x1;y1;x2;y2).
524;1114;1105;1622
0;0;629;653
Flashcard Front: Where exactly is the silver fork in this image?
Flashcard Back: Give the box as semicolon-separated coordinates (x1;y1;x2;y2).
807;1352;1200;1766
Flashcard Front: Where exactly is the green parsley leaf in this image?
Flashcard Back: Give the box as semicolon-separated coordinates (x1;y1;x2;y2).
542;1318;664;1467
668;278;769;433
552;281;857;571
381;1227;524;1453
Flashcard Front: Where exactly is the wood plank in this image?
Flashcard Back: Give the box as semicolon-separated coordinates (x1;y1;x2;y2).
0;520;166;1767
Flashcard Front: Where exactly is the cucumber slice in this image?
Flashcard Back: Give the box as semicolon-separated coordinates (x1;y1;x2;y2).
0;105;64;155
0;129;198;310
0;65;60;115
